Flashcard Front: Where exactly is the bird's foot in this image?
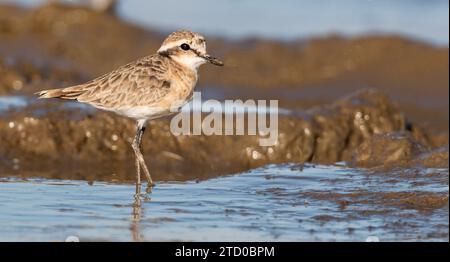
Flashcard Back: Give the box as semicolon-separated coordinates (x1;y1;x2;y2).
133;193;142;204
145;182;155;194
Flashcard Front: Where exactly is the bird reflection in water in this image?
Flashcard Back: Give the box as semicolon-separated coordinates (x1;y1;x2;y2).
130;184;152;242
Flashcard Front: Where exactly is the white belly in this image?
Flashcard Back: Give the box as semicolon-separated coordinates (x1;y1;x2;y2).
113;106;173;120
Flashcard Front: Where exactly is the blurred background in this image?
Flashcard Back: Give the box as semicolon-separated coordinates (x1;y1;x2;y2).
5;0;449;45
1;0;448;136
0;0;448;242
0;0;448;166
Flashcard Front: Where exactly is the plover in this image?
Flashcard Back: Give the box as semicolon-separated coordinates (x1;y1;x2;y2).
37;30;224;192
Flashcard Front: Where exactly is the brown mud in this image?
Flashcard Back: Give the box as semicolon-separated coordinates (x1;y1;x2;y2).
0;89;447;183
0;4;448;180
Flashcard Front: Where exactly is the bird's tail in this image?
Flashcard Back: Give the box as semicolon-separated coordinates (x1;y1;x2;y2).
36;84;86;100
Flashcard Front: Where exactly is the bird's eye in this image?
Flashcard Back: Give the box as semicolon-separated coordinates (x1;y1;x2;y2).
180;43;190;51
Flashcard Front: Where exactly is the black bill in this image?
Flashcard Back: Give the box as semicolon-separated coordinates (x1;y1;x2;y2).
202;54;224;66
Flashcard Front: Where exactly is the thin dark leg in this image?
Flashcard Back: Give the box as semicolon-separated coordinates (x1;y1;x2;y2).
133;128;142;200
134;157;141;200
132;121;154;188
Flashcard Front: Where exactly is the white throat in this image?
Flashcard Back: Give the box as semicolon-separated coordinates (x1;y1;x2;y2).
172;55;206;72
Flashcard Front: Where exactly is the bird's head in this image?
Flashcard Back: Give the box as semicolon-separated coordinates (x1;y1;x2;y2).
157;30;224;71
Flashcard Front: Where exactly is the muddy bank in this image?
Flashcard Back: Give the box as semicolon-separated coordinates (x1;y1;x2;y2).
0;3;448;139
0;4;447;182
1;89;446;182
352;133;448;168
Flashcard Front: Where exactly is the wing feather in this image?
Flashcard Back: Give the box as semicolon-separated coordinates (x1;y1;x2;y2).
37;55;172;110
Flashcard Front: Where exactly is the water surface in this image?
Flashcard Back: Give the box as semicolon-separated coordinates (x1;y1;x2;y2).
0;164;447;241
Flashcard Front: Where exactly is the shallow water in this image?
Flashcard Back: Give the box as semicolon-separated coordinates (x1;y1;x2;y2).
0;164;447;242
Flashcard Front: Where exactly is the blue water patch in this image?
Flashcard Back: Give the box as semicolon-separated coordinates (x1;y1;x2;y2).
0;163;447;241
0;95;97;114
0;96;28;111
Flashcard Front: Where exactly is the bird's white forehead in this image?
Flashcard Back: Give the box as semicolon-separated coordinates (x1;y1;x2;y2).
162;30;204;45
158;39;206;53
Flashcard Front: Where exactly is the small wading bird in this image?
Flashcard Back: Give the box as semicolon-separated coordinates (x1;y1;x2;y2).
37;30;224;196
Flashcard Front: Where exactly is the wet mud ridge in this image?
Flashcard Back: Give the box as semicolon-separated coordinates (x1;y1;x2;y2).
0;2;447;205
0;89;447;182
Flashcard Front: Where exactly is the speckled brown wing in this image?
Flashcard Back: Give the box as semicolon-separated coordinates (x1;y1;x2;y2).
74;55;172;109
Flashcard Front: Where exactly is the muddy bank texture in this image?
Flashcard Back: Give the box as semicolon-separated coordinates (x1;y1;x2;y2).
0;89;447;182
0;4;448;182
0;4;448;138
